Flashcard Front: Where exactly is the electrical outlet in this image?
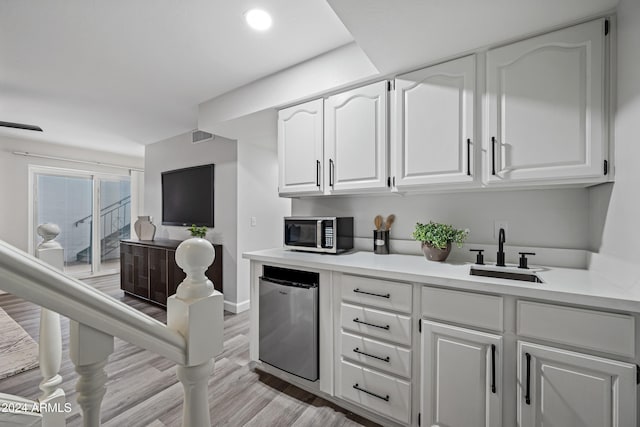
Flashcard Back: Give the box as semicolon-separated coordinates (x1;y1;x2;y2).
494;220;508;239
250;216;257;227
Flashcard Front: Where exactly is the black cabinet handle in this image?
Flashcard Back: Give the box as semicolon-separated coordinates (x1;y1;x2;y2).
353;288;390;299
354;347;390;363
467;138;472;176
353;383;390;402
525;352;531;405
353;318;390;330
491;136;497;175
316;160;320;187
491;344;497;394
329;159;334;187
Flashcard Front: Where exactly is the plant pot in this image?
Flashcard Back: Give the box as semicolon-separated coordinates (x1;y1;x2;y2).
421;241;452;262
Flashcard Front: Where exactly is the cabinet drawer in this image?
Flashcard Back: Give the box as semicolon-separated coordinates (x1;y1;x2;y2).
339;360;411;424
341;331;411;379
517;301;635;357
341;275;412;313
341;303;412;346
422;286;503;332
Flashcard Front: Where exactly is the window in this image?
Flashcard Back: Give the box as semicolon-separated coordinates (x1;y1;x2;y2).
30;166;133;277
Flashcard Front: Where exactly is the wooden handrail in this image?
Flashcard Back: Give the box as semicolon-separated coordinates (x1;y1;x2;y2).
0;239;187;365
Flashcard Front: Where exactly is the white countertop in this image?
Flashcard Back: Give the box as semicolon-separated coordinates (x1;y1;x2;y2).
243;248;640;313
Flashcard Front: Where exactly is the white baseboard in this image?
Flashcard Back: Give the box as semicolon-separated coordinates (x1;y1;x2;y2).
224;299;250;314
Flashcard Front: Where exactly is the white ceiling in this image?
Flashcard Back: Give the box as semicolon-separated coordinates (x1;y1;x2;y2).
0;0;353;155
1;0;618;156
328;0;618;75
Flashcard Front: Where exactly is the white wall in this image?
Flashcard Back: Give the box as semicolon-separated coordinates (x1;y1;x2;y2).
0;134;143;252
293;188;590;250
198;110;291;312
588;0;640;268
144;132;238;303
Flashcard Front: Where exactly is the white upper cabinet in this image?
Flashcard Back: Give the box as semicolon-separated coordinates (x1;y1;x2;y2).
486;19;608;185
277;18;610;197
277;99;324;196
324;81;389;194
518;341;636;427
394;55;476;189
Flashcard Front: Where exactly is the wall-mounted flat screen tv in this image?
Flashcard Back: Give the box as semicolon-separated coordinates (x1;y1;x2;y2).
162;164;214;227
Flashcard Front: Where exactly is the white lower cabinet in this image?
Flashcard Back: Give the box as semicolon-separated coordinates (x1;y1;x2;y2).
421;320;503;427
339;360;411;425
341;331;411;378
341;302;412;346
517;341;637;427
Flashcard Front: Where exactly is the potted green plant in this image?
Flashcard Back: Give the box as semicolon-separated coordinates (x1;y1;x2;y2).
412;221;469;262
187;224;208;239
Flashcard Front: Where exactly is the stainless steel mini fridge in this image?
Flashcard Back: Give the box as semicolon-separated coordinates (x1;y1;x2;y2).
259;266;319;381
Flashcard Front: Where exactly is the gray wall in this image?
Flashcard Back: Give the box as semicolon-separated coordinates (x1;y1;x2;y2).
588;0;640;265
292;188;590;250
144;132;238;302
198;109;291;311
0;134;143;252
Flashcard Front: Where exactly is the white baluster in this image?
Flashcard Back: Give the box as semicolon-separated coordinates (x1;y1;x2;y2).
168;238;223;427
69;321;114;427
35;224;66;427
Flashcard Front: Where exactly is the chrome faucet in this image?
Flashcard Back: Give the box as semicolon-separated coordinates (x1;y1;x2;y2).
496;228;506;267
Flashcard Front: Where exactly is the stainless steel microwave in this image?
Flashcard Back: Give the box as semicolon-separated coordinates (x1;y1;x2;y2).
284;217;354;254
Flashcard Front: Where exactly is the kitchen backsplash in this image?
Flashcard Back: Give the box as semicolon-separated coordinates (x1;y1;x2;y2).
291;187;592;252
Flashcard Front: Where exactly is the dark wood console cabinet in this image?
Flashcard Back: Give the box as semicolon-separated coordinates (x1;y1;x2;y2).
120;239;222;307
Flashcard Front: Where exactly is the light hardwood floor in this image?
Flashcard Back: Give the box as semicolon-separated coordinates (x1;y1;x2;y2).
0;274;379;427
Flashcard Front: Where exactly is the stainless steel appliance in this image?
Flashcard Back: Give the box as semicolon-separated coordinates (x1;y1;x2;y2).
284;216;354;254
259;265;319;381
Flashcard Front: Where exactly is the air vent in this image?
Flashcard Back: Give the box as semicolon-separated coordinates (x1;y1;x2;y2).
192;130;214;144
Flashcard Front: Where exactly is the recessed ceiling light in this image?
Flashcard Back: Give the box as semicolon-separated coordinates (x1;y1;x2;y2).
245;9;272;31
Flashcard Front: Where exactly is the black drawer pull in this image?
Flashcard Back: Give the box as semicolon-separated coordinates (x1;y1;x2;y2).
316;160;321;187
353;288;390;299
353;383;389;402
525;352;531;405
353;318;390;330
491;344;496;394
354;347;390;363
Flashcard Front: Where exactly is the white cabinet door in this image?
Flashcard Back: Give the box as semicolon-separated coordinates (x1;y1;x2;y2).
486;19;607;184
394;55;476;188
325;81;388;193
518;341;636;427
421;320;502;427
277;99;324;195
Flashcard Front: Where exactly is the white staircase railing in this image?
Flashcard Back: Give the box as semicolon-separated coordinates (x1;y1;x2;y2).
0;224;224;426
35;223;66;427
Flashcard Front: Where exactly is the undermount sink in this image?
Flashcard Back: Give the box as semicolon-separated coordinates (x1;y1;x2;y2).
470;266;543;283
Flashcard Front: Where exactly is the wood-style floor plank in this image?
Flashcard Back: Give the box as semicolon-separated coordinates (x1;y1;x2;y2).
0;274;379;427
